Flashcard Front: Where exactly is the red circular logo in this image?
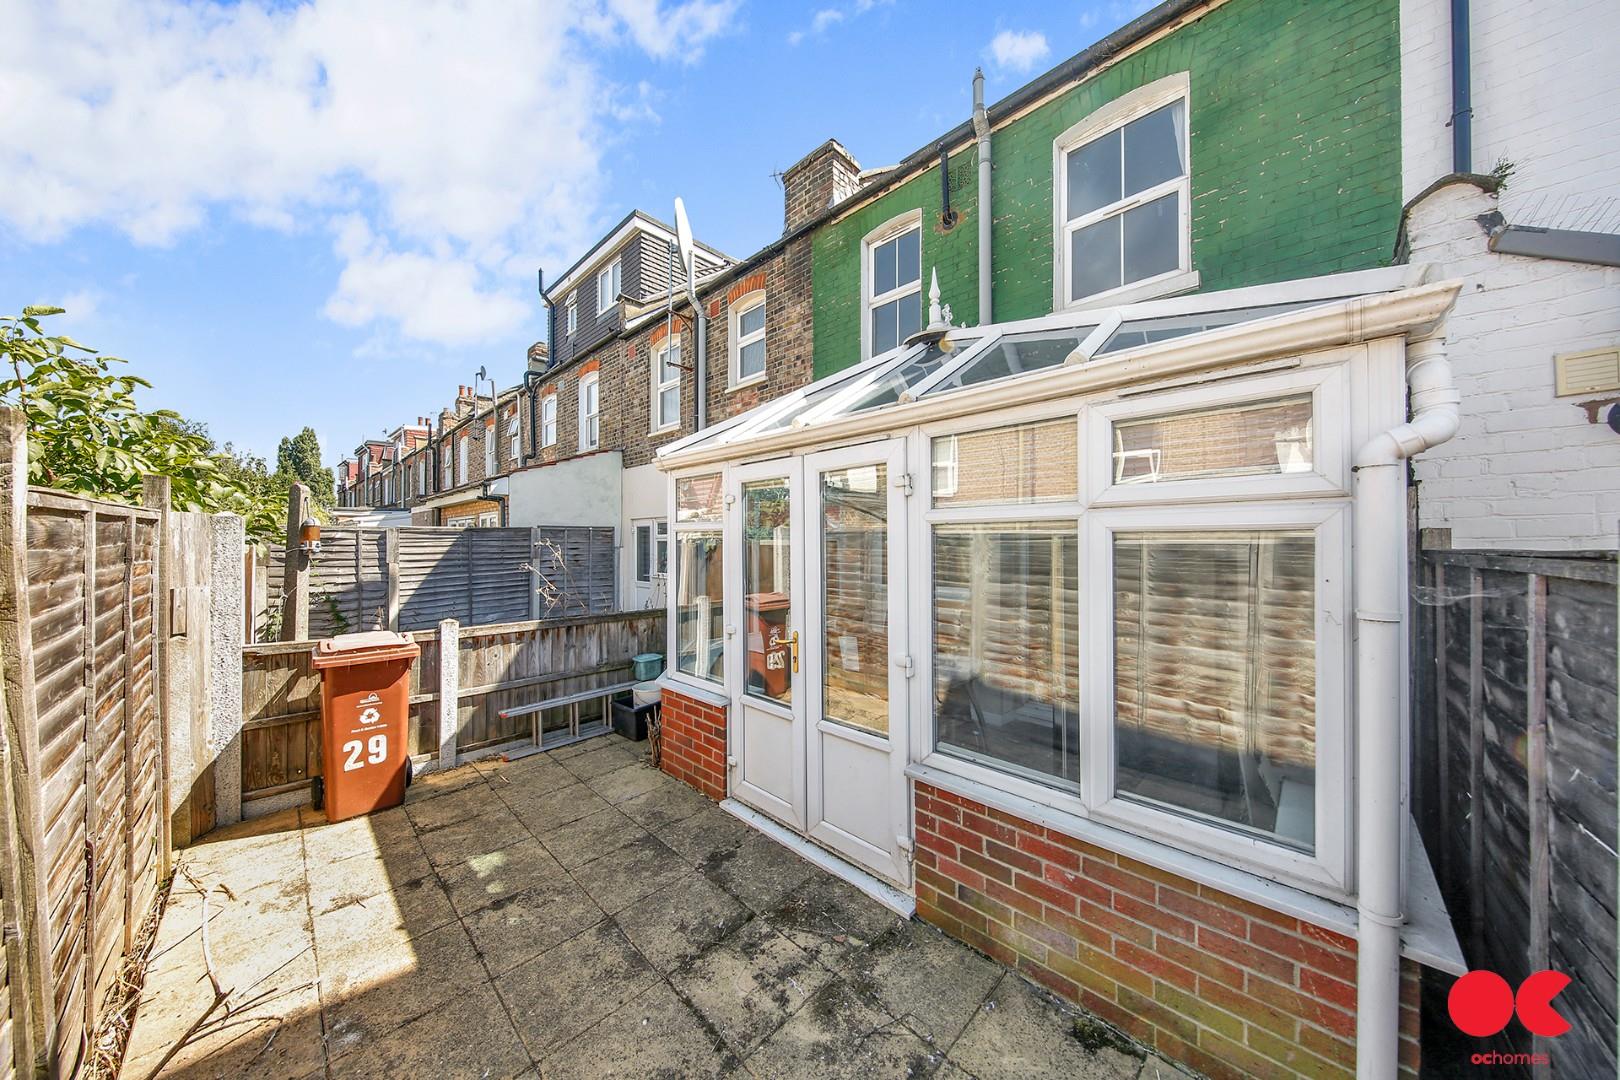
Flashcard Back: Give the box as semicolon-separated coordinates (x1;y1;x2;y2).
1448;971;1515;1037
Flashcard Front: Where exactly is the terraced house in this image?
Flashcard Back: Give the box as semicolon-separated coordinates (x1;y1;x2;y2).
649;2;1475;1079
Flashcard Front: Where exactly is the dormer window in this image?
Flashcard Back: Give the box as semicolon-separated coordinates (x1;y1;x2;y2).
565;293;578;336
596;260;621;315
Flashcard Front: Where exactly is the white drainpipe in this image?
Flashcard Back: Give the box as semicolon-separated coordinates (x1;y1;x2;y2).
1353;332;1459;1079
972;68;992;325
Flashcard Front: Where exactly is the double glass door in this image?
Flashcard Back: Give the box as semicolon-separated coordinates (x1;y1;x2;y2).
727;440;910;886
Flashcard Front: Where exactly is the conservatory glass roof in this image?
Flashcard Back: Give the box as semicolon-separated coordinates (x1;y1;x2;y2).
657;265;1428;462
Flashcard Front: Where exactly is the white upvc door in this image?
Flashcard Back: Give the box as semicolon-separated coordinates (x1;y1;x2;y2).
802;439;911;887
727;458;806;830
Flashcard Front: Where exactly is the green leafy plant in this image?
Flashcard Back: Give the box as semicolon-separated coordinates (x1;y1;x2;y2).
0;306;284;541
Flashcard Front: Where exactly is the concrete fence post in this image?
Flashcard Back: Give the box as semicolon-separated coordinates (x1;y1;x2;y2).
437;619;459;770
208;514;245;829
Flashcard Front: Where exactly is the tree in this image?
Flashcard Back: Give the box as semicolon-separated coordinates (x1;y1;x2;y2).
0;306;284;541
275;426;334;510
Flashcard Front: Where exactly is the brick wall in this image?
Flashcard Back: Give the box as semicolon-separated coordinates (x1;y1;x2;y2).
811;0;1403;379
658;687;726;801
913;781;1420;1080
1405;182;1620;549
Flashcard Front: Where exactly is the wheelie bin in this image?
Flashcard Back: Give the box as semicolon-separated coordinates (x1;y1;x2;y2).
310;630;421;823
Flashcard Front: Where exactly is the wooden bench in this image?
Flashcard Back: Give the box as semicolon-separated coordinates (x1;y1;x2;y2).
497;680;640;758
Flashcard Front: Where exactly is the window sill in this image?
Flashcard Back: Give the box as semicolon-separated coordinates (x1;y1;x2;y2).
904;761;1465;974
727;374;768;394
649;424;682;440
1063;268;1200;314
657;674;728;709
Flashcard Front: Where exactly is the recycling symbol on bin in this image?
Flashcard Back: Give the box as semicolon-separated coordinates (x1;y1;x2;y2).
358;707;380;724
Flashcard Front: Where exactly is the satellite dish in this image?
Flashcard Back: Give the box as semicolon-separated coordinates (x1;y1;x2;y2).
673;197;697;302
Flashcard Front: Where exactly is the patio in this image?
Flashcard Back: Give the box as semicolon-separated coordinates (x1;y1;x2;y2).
119;733;1190;1079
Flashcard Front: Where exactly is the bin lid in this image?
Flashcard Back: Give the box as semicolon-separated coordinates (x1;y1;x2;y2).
312;630;421;669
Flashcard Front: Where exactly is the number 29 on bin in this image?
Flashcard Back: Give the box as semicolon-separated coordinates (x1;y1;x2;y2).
342;734;387;772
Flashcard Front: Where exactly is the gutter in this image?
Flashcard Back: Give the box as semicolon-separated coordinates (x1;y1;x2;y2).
973;68;992;325
1352;333;1461;1080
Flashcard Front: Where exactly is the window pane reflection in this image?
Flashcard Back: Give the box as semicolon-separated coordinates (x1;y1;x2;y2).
931;418;1077;507
1113;531;1316;851
933;523;1079;790
743;479;792;703
822;465;889;735
1113;396;1313;485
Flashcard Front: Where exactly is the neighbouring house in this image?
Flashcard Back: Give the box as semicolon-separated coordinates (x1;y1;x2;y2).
651;3;1474;1080
1397;0;1620;1075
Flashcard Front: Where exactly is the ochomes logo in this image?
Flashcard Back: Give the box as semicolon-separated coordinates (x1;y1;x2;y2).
1449;970;1570;1050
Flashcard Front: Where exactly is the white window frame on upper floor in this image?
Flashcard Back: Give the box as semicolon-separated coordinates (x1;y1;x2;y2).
579;372;600;450
596;259;621;315
541;394;558;448
441;442;453;488
507;410;521;461
565;293;578;336
457;433;469;486
1052;72;1197;312
728;290;768;390
651;338;682;434
484;422;497;477
860;209;924;362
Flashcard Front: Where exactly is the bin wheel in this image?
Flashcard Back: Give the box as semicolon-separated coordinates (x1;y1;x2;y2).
310;777;324;812
405;757;414;789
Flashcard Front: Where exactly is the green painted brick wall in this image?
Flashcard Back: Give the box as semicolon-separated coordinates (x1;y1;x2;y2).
811;0;1402;379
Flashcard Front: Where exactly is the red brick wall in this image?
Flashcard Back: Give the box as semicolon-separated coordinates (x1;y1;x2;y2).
913;781;1420;1080
658;688;726;801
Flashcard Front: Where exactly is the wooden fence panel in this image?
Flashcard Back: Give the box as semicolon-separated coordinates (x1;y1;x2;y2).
1416;550;1617;1077
239;610;663;803
266;525;616;640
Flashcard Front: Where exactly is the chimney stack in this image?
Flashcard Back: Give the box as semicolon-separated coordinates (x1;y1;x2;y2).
527;341;550;372
781;139;862;235
455;384;476;417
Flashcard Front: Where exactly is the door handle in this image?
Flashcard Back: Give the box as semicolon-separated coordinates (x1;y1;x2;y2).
788;630;800;674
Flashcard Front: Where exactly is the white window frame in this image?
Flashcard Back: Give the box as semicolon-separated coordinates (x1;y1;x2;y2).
484;424;497;477
904;374;1354;898
508;411;521;461
541;394;558;448
565;292;578;336
596;260;621;315
579;372;600;450
441;442;453;488
666;467;727;690
457;434;468;486
651;338;682;433
860;209;923;362
728;290;768;389
1052;72;1196;311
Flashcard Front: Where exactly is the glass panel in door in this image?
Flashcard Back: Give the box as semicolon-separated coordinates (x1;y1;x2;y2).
820;464;888;735
741;478;793;704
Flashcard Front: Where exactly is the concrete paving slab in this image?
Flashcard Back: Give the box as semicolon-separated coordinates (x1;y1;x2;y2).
540;806;648;869
494;921;657;1061
299;806;417;867
766;870;905;971
503;781;613;833
570;833;690;914
744;978;944;1079
612;871;749;975
327;983;531;1080
403;783;498;832
700;831;818;914
403;763;488;801
125;995;326;1080
415;805;531;867
947;972;1143;1080
540;980;739;1080
306;847;435;915
461;877;605;976
652;804;753;865
584;762;671;805
614;779;711;832
311;872;458;954
484;758;577;800
843;919;1005;1051
321;919;489;1061
560;744;643;782
437;837;568;916
670;917;834;1055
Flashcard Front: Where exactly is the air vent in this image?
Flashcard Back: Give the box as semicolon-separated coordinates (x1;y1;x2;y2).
1554;346;1620;397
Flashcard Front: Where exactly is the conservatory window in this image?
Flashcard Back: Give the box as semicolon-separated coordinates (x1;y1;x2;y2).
673;473;724;683
931;418;1078;507
1111;395;1314;486
863;214;922;359
1111;530;1317;851
932;522;1080;790
1056;76;1190;307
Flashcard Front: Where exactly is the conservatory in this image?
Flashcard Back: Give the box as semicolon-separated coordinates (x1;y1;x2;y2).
655;264;1465;1071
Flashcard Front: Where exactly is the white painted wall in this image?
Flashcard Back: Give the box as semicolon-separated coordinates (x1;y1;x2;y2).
506;451;623;529
621;462;667;611
1402;0;1620;550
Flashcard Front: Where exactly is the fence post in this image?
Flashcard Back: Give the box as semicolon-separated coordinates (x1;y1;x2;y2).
142;477;174;880
208;515;245;830
0;407;54;1077
385;529;401;631
279;482;310;641
529;528;541;622
437;619;459;770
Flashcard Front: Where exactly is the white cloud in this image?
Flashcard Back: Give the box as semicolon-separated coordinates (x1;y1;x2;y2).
787;0;890;44
0;0;738;344
987;29;1051;74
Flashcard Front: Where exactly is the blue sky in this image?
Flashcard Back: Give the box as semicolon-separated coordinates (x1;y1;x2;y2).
0;0;1151;466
